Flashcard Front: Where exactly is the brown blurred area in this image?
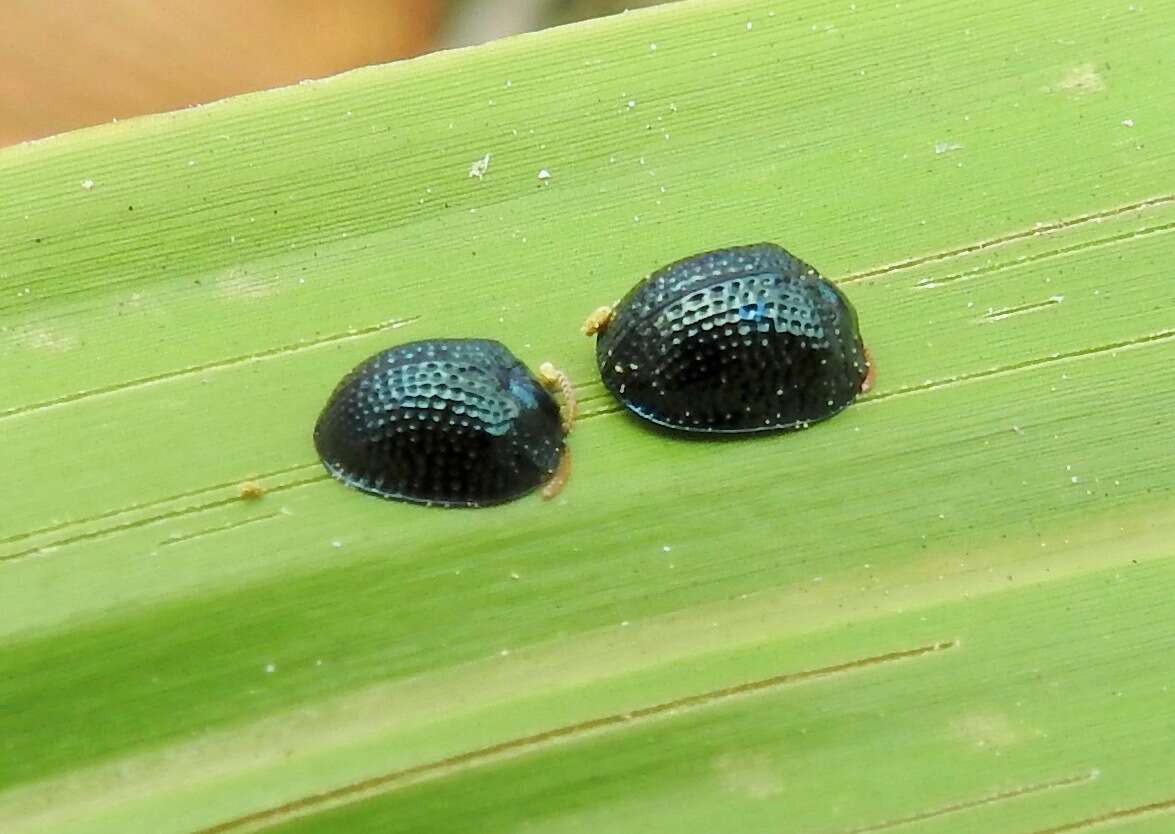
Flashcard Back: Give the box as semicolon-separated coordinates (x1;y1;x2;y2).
0;0;669;148
0;0;445;146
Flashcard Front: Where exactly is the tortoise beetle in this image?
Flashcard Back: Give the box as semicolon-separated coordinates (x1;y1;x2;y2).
583;243;872;434
314;339;576;506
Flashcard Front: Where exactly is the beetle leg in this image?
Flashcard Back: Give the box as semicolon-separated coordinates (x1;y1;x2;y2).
860;347;877;394
538;361;577;434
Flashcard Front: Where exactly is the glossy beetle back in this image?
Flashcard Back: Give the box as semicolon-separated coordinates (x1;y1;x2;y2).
314;339;564;506
594;243;869;433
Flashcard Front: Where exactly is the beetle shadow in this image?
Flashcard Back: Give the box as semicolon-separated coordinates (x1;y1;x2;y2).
616;407;814;444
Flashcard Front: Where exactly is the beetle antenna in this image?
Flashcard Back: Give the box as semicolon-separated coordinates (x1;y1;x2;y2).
541;447;572;500
538;362;577;434
581;305;615;336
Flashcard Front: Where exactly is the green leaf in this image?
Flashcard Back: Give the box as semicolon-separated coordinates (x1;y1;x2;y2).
2;0;1173;832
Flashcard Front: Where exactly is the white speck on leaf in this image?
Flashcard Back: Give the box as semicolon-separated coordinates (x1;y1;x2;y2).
537;168;551;182
1045;63;1105;95
80;179;95;191
265;663;276;673
1122;118;1135;127
469;153;491;180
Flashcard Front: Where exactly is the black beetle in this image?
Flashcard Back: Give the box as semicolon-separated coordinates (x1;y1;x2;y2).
314;339;576;507
583;243;872;434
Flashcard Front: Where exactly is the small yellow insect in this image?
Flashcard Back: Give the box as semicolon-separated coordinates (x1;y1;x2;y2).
238;480;266;500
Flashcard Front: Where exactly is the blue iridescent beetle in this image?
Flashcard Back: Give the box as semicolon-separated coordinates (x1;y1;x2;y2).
314;339;576;506
582;243;873;433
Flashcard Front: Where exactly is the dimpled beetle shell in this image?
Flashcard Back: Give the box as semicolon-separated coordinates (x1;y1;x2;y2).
594;243;870;433
314;339;565;507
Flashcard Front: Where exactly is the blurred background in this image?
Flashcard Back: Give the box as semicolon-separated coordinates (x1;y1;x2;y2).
0;0;668;147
